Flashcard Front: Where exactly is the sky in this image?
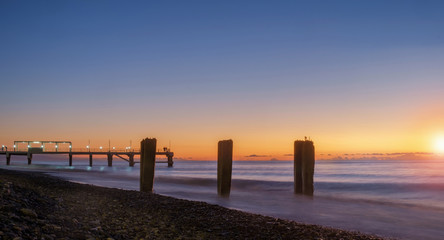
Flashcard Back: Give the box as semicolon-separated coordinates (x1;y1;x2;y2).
1;0;444;160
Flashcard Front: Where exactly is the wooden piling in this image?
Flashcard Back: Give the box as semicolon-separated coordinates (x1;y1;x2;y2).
302;141;315;196
69;154;73;166
107;153;113;167
217;139;233;197
167;154;173;167
129;154;135;167
6;153;11;165
27;153;32;165
294;140;304;194
294;140;315;196
140;138;157;192
89;154;93;167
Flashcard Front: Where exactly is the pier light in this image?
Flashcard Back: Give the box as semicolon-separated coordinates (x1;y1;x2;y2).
55;145;58;148
100;146;103;150
69;145;72;148
41;145;44;148
27;145;30;148
2;145;4;148
112;147;115;150
86;145;90;149
13;145;16;148
33;141;40;144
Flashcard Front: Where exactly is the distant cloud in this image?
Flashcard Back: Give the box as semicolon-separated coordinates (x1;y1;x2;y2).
283;154;293;156
386;152;434;156
385;153;401;156
245;154;270;158
175;157;193;161
414;152;434;155
319;151;438;161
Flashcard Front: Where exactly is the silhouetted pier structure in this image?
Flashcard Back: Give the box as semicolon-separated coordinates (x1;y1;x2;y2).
0;140;173;167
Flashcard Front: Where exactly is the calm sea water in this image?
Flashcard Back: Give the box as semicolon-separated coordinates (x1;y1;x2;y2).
2;156;444;239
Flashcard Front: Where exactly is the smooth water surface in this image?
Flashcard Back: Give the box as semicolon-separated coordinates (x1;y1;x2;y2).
2;156;444;240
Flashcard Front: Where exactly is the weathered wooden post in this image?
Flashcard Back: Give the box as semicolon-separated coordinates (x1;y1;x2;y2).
107;153;113;167
294;139;315;196
167;153;173;167
27;153;32;165
140;138;157;192
217;139;233;197
129;154;135;167
6;153;11;165
89;154;93;167
302;141;315;196
294;140;304;194
69;153;73;166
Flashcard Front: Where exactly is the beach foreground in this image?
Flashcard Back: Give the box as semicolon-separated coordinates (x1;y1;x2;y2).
0;169;385;240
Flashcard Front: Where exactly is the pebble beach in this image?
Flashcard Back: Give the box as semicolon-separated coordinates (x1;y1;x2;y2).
0;169;387;240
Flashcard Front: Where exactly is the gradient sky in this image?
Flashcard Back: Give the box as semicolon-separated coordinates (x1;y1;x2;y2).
1;0;444;160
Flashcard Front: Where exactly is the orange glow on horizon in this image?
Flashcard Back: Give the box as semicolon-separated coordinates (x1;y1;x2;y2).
1;104;443;160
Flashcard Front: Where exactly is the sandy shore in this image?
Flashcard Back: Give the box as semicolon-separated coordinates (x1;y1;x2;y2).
0;169;387;239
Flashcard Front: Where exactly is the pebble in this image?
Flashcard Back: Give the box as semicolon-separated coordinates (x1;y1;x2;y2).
20;208;37;218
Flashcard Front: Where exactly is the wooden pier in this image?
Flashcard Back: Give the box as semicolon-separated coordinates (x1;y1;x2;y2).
0;148;174;167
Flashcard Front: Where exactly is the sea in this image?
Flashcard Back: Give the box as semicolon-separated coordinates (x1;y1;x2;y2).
1;155;444;240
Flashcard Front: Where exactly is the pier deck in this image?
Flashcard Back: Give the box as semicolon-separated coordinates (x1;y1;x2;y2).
0;149;174;167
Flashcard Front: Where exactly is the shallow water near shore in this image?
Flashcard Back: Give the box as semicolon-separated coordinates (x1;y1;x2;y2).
2;156;444;240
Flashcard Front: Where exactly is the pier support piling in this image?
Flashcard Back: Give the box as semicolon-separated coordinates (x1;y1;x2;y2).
129;154;135;167
217;139;233;197
294;140;315;196
167;154;173;167
107;153;113;167
6;153;11;165
89;154;93;167
69;154;73;166
140;138;157;192
27;153;32;165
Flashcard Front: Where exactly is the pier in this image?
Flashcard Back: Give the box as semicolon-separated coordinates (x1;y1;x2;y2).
0;140;174;167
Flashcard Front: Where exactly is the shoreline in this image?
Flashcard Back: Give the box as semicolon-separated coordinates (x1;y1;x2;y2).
0;168;386;239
